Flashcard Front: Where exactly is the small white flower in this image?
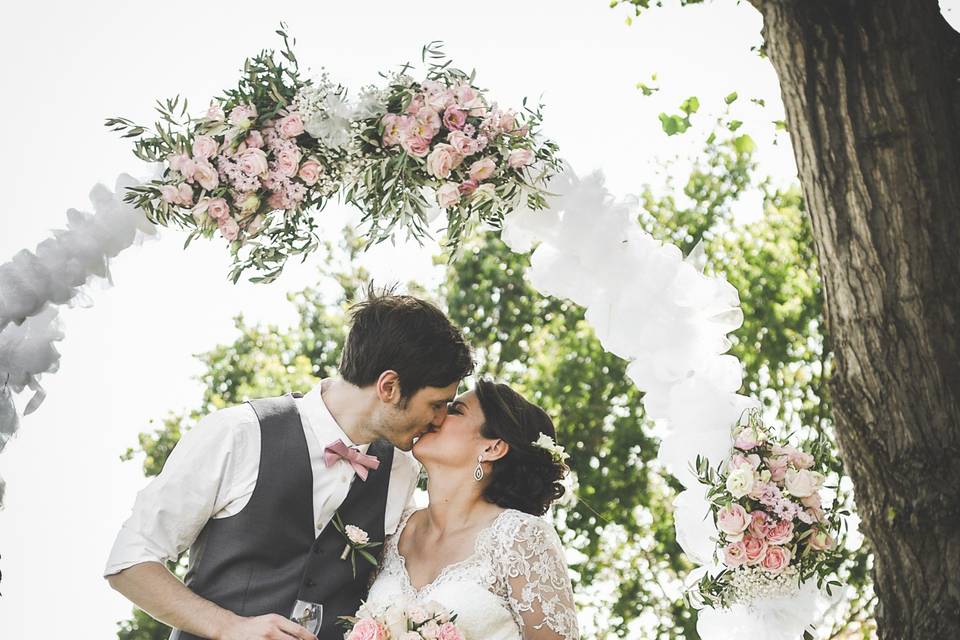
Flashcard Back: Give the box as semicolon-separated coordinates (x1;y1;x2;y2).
345;524;370;545
725;468;755;498
533;433;570;463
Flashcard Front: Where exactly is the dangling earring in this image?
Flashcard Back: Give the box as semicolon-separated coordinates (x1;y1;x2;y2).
474;455;485;481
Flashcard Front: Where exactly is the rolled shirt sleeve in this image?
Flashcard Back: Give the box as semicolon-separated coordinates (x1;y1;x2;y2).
103;404;258;577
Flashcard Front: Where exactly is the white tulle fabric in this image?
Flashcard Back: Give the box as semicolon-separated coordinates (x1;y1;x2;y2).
367;509;579;640
0;174;155;503
501;163;821;638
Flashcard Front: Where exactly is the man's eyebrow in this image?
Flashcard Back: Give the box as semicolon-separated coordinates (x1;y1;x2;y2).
449;400;467;410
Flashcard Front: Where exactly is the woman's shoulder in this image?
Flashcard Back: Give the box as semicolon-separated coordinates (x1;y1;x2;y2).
488;509;562;547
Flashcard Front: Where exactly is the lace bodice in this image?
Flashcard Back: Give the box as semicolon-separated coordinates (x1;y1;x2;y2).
366;508;579;640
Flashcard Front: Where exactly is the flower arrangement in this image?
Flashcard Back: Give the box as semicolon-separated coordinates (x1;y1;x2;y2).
106;26;355;283
333;514;382;578
346;41;563;252
688;408;846;608
342;599;465;640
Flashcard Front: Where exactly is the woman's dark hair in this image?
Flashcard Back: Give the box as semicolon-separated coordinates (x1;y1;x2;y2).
340;286;474;403
474;379;567;516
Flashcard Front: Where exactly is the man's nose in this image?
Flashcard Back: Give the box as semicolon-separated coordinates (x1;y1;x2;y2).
432;406;448;426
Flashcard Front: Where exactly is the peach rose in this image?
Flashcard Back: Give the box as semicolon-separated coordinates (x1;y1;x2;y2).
298;159;323;186
238;148;269;176
278;112;305;138
766;519;795;545
761;545;791;573
469;158;496;181
743;535;768;565
426;144;463;179
507;148;535;169
346;618;388;640
716;503;750;538
436;182;461;208
192;135;218;160
401;134;431;157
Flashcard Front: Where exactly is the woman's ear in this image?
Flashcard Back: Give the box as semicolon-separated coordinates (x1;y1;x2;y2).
376;370;401;404
484;438;510;462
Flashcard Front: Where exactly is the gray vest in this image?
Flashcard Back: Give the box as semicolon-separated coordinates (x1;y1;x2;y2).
170;392;395;640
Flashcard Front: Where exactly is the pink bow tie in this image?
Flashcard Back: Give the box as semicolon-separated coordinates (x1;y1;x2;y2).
324;439;380;481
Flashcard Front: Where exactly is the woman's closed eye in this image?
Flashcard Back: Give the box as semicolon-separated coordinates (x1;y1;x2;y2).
447;402;464;415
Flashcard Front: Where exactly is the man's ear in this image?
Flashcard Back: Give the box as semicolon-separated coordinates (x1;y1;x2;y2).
484;438;510;462
376;370;401;404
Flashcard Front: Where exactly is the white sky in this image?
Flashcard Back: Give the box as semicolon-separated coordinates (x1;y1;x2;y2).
1;1;957;637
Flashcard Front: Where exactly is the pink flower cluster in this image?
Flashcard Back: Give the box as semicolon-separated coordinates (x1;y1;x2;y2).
160;102;325;241
346;600;464;640
712;423;835;576
379;79;537;209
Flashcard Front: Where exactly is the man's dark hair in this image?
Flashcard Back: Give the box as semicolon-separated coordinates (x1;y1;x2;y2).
339;286;473;402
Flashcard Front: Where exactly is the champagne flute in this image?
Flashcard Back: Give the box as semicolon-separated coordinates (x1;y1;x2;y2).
289;599;323;635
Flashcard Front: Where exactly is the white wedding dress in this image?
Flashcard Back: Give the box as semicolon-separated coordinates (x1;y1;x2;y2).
366;508;580;640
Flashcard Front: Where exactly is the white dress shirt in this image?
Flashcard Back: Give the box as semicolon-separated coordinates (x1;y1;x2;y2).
104;380;421;577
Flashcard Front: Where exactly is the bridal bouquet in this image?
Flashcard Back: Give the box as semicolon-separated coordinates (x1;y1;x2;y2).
106;27;355;283
346;42;563;251
342;599;465;640
688;409;845;608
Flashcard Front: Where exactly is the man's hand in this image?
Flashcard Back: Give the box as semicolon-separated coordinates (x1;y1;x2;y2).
218;613;318;640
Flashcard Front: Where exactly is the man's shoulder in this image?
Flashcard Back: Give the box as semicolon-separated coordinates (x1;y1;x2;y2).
195;401;260;434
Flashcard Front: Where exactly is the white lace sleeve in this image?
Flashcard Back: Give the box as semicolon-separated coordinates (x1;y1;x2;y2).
495;513;580;640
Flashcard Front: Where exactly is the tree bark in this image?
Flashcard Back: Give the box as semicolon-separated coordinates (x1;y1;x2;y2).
747;0;960;637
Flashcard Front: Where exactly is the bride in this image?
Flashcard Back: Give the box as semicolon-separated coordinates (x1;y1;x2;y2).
364;378;579;640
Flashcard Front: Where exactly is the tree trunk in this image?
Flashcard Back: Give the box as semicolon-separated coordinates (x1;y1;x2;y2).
747;0;960;637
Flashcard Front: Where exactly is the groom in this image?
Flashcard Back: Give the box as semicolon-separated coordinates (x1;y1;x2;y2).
104;290;473;639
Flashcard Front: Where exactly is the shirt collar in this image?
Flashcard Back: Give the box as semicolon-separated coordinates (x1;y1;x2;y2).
300;379;371;455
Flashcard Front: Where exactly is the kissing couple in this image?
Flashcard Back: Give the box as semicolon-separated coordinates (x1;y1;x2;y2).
105;289;579;640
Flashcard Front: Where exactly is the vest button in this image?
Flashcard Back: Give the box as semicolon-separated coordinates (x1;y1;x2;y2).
305;578;316;588
313;545;321;555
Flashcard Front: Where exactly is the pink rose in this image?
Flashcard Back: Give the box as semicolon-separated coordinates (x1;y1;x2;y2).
206;197;230;220
448;131;479;157
298;159;323;186
784;469;824;498
498;110;518;134
800;492;822;509
382;113;404;146
469;158;496;181
766;455;789;482
789;448;815;469
219;216;239;241
807;528;835;551
238;148;269;176
748;510;769;539
192;135;218;160
347;617;388;640
276;147;303;178
400;134;431;157
192;160;219;191
426;144;463;179
176;183;194;206
407;606;429;625
454;83;481;109
734;428;761;451
245;130;265;149
159;184;181;205
436;622;464;640
723;541;748;568
730;453;761;471
405;95;425;115
743;535;768;565
278;112;306;139
443;107;468;131
507;148;535;169
426;89;456;112
716;503;750;538
766;519;794;545
436;182;461;208
169;153;196;180
458;179;479;196
761;545;791;573
267;191;288;211
419;620;440;640
229;104;257;126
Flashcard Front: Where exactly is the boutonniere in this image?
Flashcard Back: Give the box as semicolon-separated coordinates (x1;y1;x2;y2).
332;513;381;578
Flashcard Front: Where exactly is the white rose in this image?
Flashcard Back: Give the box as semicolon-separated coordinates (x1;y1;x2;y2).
784;469;824;498
725;467;755;498
436;182;461;208
345;525;369;545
